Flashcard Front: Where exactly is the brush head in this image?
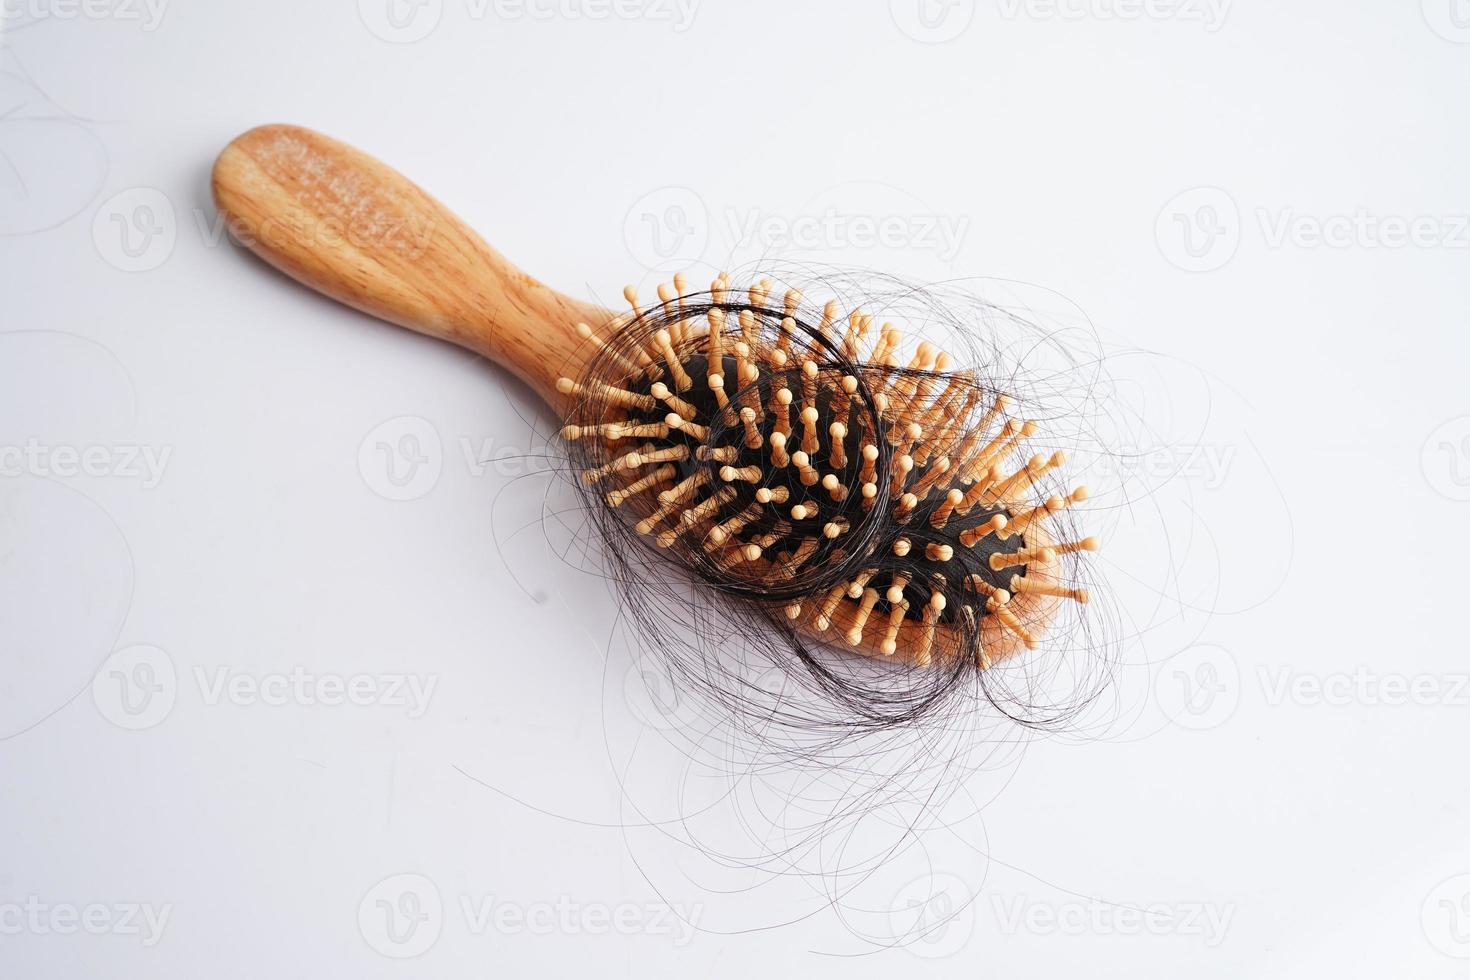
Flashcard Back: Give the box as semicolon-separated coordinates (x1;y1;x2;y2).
559;276;1095;667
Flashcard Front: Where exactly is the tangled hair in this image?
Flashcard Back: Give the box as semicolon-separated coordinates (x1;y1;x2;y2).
557;271;1115;756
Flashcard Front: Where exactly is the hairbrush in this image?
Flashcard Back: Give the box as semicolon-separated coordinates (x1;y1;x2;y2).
211;124;1097;670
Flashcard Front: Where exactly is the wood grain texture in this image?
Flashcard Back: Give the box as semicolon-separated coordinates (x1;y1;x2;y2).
211;123;608;412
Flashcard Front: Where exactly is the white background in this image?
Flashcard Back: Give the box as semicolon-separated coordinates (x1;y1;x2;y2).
3;0;1469;976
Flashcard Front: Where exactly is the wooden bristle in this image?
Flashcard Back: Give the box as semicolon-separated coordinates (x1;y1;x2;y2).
650;382;698;420
606;464;676;507
846;588;881;646
1010;575;1089;604
988;594;1037;649
989;545;1057;571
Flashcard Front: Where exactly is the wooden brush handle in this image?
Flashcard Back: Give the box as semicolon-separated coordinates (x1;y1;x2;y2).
211;124;609;412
